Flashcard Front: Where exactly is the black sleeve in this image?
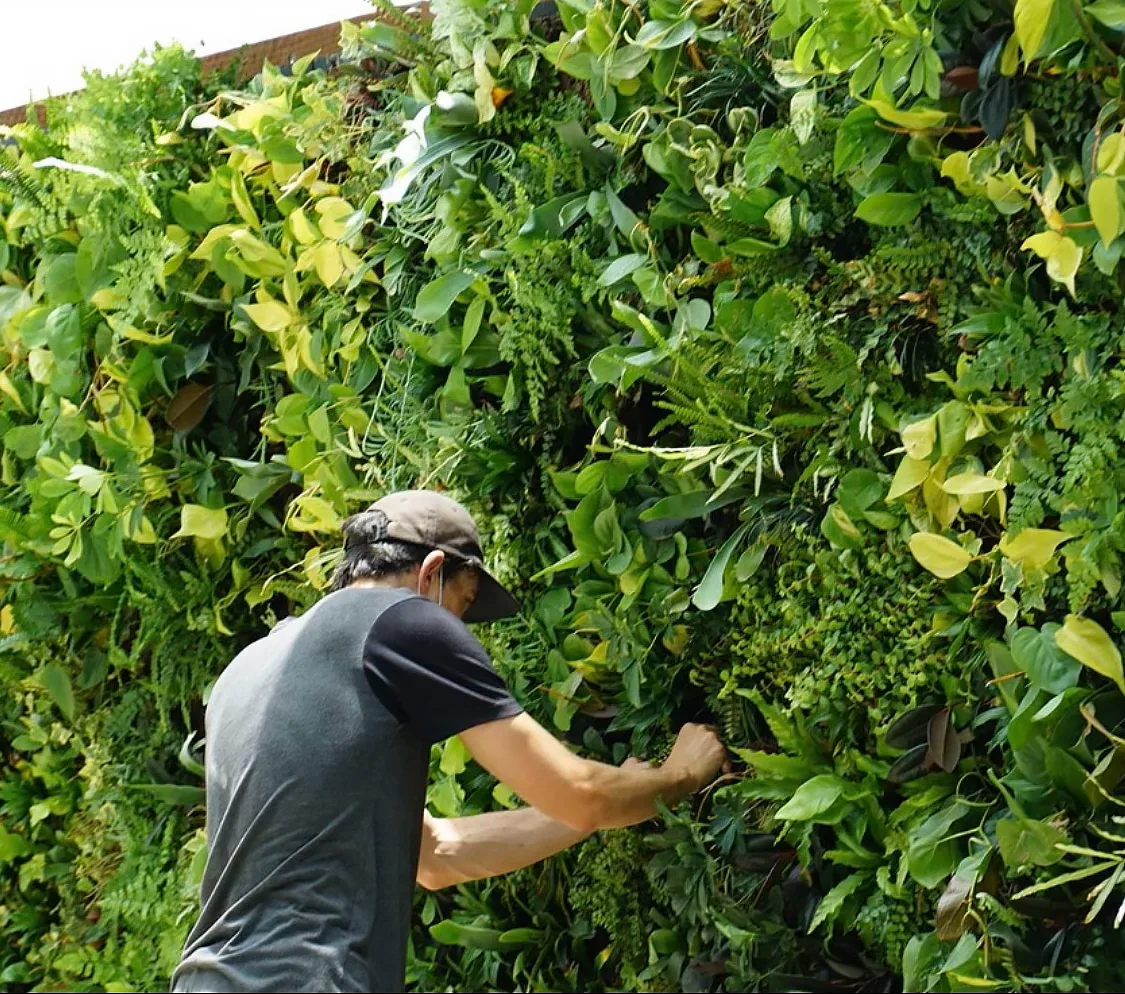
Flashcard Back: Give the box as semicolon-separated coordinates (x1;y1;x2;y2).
362;595;524;744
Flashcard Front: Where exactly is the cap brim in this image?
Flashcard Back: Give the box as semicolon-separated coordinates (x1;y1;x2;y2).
462;569;521;623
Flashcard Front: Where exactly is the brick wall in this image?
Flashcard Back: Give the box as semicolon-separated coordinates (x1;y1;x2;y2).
0;7;430;129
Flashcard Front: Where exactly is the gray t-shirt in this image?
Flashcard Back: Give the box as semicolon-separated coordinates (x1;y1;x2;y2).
171;586;521;993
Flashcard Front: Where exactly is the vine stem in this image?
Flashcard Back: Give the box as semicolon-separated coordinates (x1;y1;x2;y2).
1067;0;1118;65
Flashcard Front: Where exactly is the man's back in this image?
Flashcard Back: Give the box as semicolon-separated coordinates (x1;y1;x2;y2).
172;586;427;994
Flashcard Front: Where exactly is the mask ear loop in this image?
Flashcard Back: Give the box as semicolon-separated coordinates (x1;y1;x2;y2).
418;560;445;608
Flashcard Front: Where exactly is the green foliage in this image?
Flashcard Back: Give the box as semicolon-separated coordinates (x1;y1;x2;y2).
6;0;1125;991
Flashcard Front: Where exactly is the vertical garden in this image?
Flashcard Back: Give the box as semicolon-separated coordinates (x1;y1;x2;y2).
4;0;1125;990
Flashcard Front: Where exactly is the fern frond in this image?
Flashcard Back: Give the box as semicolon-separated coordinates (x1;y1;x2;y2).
800;336;858;399
0;158;48;210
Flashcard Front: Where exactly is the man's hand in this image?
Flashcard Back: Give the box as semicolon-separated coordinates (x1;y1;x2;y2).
663;723;726;793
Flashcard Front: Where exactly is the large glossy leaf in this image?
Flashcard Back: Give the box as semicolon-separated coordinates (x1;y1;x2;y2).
413;271;475;324
856;192;922;226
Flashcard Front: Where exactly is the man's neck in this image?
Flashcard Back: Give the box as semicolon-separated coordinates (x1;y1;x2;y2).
348;576;414;592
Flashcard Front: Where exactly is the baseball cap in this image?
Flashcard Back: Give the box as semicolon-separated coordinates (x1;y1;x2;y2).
365;490;521;623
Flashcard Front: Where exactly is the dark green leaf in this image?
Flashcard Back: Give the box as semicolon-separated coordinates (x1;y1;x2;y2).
885;704;943;749
39;663;75;721
888;743;930;784
127;783;206;806
926;708;961;773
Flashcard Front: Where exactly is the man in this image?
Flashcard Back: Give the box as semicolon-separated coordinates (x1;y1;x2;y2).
172;489;726;994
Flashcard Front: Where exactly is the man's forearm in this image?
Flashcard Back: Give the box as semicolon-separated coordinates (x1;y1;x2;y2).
420;808;592;890
577;760;693;830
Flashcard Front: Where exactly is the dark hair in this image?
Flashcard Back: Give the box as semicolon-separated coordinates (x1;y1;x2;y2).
327;509;471;593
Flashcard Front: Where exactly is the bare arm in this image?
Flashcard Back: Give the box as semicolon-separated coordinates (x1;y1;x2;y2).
458;713;724;835
417;808;590;890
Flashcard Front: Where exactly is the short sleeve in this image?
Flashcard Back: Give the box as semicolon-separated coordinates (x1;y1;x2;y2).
363;596;523;744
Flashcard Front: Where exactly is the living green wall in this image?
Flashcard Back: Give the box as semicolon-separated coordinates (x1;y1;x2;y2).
4;0;1125;991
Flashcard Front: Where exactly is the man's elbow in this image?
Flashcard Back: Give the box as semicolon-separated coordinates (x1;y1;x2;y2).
417;863;457;891
557;768;607;834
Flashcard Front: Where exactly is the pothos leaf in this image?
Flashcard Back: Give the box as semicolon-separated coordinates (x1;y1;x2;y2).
1055;615;1125;693
909;533;973;579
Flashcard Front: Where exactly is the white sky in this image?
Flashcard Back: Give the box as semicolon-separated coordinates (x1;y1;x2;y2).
1;0;376;110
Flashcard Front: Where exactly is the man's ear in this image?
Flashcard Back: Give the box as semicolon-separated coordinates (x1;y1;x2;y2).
418;549;446;595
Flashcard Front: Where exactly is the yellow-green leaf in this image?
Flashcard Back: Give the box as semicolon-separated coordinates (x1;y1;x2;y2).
999;528;1073;570
1097;132;1125;175
902;414;937;460
1089;176;1124;248
942;472;1006;495
130;515;158;544
190;223;240;261
1014;0;1056;64
1000;31;1022;75
315;197;355;239
242;300;294;332
231;170;260;229
1055;615;1125;692
289;206;319;245
888;455;931;500
174;504;228;541
314;241;345;288
864;98;948;131
1047;236;1082;296
1022;230;1082;296
909;532;974;579
228;229;289;277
